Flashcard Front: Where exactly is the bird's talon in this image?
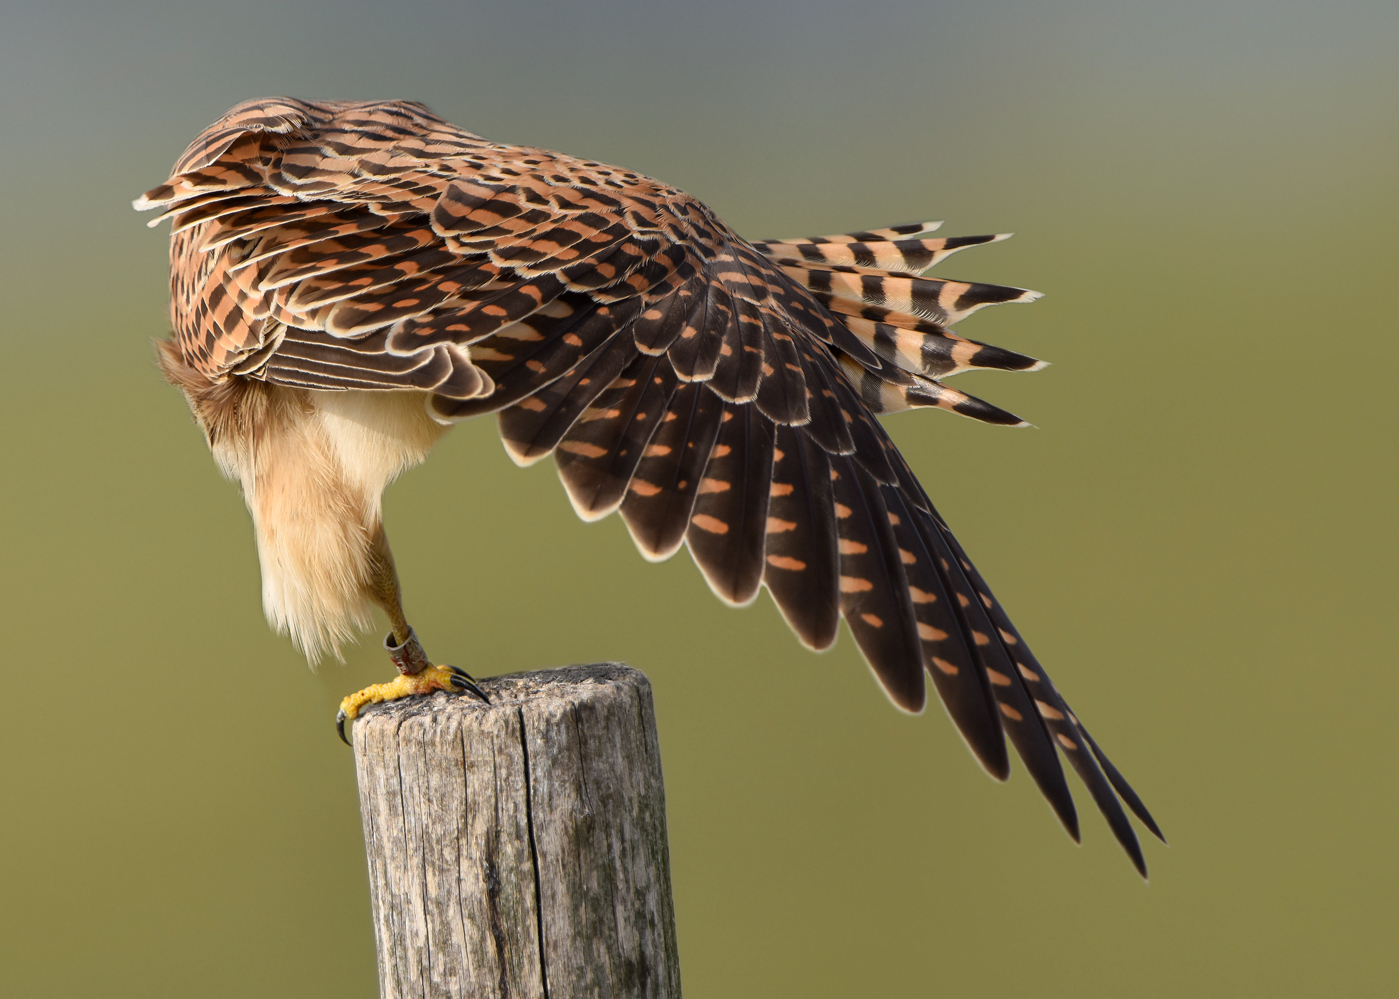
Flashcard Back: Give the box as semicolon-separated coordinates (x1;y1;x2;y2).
444;665;491;702
336;663;489;743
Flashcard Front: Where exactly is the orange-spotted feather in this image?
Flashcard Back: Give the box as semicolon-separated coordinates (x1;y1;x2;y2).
619;381;727;562
554;353;679;521
684;404;776;607
762;427;842;650
828;456;926;712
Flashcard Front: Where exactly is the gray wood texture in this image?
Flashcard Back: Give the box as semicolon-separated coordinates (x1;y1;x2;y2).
352;663;681;999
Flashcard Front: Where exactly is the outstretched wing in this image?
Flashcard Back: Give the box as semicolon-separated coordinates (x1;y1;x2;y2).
137;97;1162;874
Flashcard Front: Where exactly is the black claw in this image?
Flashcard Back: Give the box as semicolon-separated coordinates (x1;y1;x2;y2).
444;665;491;704
336;709;350;746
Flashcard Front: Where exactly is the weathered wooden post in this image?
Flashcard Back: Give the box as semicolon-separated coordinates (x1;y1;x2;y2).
351;663;682;999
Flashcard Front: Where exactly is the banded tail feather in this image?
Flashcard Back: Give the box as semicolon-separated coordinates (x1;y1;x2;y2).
754;233;1009;275
834;354;1029;426
754;220;945;246
790;267;1042;327
838;314;1046;380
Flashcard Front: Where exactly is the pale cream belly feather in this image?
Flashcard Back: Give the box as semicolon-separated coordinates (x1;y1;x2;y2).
210;387;450;662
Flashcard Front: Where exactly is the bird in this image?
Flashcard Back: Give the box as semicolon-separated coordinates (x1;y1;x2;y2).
136;97;1163;876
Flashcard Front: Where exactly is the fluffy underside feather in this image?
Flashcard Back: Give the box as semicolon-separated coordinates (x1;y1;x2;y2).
160;337;446;662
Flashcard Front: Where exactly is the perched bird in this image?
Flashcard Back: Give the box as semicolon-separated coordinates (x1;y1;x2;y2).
137;98;1163;875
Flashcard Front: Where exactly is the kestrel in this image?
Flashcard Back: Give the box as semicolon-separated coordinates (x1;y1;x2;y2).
137;98;1162;874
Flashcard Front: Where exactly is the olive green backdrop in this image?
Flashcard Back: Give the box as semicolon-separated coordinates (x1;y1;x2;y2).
1;1;1394;995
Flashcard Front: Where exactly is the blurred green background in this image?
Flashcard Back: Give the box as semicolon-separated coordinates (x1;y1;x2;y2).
1;1;1394;995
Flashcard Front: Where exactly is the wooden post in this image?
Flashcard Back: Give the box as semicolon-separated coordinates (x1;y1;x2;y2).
351;663;682;999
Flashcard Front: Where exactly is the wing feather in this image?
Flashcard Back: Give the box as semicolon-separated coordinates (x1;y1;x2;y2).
685;403;776;607
761;426;841;649
496;332;639;465
878;484;1009;778
555;353;679;521
619;381;727;561
828;456;926;711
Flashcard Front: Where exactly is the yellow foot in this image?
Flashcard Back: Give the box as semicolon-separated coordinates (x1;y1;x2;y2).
337;664;489;744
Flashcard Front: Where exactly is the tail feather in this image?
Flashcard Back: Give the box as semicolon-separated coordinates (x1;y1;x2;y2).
903;378;1029;427
755;220;944;246
754;233;1008;275
835;355;1028;425
839;314;1045;379
789;266;1042;326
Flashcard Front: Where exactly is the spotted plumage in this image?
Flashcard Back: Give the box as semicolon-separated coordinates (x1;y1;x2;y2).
138;98;1162;875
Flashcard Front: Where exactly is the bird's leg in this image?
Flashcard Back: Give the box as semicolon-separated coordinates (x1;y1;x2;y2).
336;525;489;744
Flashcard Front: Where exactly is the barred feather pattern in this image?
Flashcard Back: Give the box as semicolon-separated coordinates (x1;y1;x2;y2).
138;98;1161;874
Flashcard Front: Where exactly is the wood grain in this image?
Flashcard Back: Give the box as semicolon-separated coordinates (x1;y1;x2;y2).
352;663;681;999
